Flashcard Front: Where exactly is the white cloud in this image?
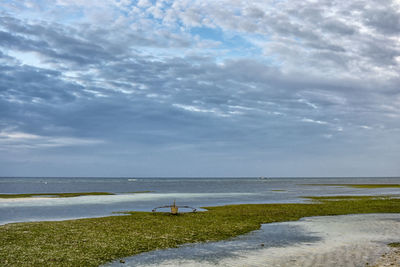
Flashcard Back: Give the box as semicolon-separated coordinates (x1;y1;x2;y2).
0;131;41;140
0;130;104;150
301;118;329;125
360;125;372;130
172;103;230;117
297;98;318;109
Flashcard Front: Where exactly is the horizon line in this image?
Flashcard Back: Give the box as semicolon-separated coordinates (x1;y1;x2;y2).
0;176;399;179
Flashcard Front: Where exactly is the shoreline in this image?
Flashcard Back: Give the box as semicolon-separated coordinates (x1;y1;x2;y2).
1;196;400;266
0;197;58;202
0;192;115;199
110;213;400;267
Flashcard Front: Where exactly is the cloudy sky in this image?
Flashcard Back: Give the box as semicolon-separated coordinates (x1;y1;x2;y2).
0;0;399;177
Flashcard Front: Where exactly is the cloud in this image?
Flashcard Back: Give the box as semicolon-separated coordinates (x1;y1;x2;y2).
0;0;399;176
0;129;103;150
172;103;230;117
363;6;400;35
301;118;329;125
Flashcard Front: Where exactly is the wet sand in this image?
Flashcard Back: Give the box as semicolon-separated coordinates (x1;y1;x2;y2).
373;246;400;267
107;213;400;267
0;197;52;202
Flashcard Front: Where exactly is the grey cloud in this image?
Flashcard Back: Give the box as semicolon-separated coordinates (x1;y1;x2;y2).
364;8;400;34
0;30;49;51
361;37;400;66
321;20;355;35
166;0;400;79
1;1;399;176
0;64;78;103
243;7;265;19
0;18;112;66
307;41;346;53
0;50;345;146
0;14;193;68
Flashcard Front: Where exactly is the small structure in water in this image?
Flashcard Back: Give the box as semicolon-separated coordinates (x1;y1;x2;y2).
152;200;196;215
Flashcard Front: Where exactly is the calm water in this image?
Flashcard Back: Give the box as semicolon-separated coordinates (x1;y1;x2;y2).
0;177;399;225
106;221;322;267
105;213;400;267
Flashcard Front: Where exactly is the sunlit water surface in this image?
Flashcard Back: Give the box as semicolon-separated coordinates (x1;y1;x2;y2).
0;177;399;225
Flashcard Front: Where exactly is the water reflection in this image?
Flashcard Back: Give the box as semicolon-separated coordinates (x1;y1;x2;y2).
105;223;321;266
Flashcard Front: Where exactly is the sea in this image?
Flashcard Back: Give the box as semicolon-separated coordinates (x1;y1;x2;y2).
1;177;399;226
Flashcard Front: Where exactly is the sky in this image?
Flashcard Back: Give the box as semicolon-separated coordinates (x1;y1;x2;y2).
0;0;399;177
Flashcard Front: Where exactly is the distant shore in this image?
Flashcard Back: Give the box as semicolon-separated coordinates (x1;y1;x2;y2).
0;191;153;199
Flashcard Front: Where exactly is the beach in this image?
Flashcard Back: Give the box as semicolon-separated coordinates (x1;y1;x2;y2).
2;0;399;265
374;247;400;267
1;177;400;266
107;213;400;267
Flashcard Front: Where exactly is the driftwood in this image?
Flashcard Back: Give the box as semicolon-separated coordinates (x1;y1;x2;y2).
152;200;197;214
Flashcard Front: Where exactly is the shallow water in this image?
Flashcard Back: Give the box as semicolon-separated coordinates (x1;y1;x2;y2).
0;177;399;225
104;213;400;267
105;223;321;267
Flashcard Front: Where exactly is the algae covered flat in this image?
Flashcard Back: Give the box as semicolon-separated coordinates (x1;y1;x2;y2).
1;197;400;266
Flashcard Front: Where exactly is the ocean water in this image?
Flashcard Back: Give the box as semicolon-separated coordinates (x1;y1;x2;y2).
0;177;399;225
